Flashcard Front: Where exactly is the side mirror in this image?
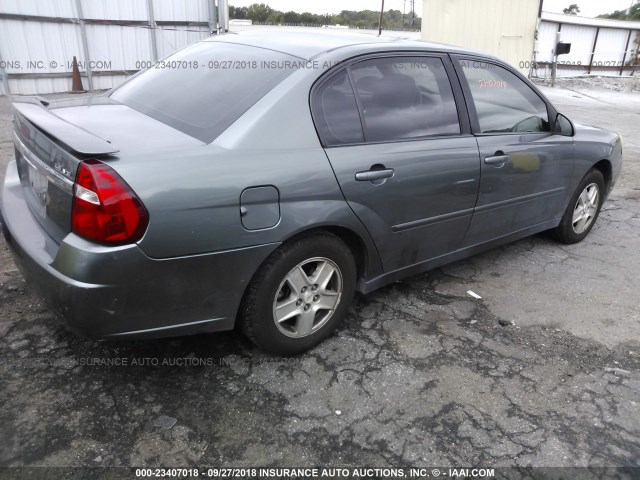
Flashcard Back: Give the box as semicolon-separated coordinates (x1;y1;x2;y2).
554;113;574;137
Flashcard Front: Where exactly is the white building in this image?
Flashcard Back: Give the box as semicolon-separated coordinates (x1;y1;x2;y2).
421;0;640;77
421;0;541;74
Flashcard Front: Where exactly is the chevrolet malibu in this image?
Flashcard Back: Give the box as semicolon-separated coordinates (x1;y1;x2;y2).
0;31;622;354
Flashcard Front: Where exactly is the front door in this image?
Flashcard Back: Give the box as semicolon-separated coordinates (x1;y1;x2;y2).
453;57;574;245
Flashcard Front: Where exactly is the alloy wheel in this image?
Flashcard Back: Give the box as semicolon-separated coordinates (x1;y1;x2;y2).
572;182;599;234
272;257;343;338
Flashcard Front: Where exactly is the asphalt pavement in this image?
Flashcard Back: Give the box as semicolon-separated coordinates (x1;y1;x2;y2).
0;83;638;474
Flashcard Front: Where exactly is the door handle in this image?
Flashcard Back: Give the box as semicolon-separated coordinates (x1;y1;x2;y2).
355;168;394;182
484;154;510;166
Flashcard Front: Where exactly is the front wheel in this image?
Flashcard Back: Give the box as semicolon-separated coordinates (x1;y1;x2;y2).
239;232;356;355
553;169;605;244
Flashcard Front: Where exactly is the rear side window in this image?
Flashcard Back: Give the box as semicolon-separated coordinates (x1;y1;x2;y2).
458;60;550;133
312;70;364;146
110;42;295;143
350;57;460;143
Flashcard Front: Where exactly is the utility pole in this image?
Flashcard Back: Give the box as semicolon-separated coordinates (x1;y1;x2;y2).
74;0;93;91
146;0;158;60
208;0;218;35
403;0;406;29
218;0;229;32
378;0;384;36
411;0;415;28
551;30;560;87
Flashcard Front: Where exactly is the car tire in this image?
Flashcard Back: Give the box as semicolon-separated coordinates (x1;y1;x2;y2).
553;169;605;244
239;232;357;355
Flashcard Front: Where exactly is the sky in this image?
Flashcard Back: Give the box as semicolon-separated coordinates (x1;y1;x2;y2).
229;0;637;19
542;0;636;17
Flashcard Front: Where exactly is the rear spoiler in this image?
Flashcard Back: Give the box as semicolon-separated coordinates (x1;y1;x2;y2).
12;97;119;155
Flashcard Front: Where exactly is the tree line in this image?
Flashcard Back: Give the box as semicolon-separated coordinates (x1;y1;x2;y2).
229;3;421;30
564;2;640;20
597;3;640;21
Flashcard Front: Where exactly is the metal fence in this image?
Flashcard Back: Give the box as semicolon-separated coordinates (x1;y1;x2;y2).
0;0;219;95
533;12;640;78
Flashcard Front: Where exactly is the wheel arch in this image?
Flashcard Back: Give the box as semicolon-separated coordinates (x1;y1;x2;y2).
235;224;373;352
592;159;613;193
281;225;375;286
237;223;380;318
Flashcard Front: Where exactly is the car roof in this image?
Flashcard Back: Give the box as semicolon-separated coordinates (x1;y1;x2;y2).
205;30;489;61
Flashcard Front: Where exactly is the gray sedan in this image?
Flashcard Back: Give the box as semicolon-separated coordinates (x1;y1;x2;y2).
0;31;623;354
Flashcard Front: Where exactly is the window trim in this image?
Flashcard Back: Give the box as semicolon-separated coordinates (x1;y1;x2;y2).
309;51;472;148
345;66;369;142
450;54;558;136
310;67;366;146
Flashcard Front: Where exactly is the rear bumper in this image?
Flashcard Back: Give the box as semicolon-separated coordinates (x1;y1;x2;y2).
0;159;279;338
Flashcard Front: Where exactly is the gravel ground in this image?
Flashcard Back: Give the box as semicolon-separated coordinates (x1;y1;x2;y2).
533;76;640;93
0;83;639;476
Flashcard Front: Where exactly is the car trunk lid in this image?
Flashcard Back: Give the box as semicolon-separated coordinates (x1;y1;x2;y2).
12;98;119;244
11;96;204;245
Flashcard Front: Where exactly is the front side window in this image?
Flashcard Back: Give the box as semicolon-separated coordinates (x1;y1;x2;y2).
350;56;460;143
459;60;550;134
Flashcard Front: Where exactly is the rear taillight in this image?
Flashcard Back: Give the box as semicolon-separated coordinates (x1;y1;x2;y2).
72;160;149;244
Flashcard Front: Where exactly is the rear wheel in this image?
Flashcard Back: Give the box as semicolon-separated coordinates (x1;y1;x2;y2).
553;169;605;244
239;232;356;355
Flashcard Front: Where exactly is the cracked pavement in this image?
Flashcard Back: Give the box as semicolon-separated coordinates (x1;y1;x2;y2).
0;84;639;472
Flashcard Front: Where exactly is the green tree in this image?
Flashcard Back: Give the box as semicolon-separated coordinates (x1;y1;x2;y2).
230;3;422;30
229;6;248;19
246;3;273;22
266;11;283;23
562;4;580;15
299;12;318;24
598;3;640;21
282;11;299;24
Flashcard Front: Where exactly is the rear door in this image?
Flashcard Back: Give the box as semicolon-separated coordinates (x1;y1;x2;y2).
312;54;480;273
452;57;574;245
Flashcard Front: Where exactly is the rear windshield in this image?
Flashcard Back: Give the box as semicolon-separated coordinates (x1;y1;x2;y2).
110;41;296;143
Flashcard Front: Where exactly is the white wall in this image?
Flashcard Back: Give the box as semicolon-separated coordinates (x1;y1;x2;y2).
421;0;541;74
